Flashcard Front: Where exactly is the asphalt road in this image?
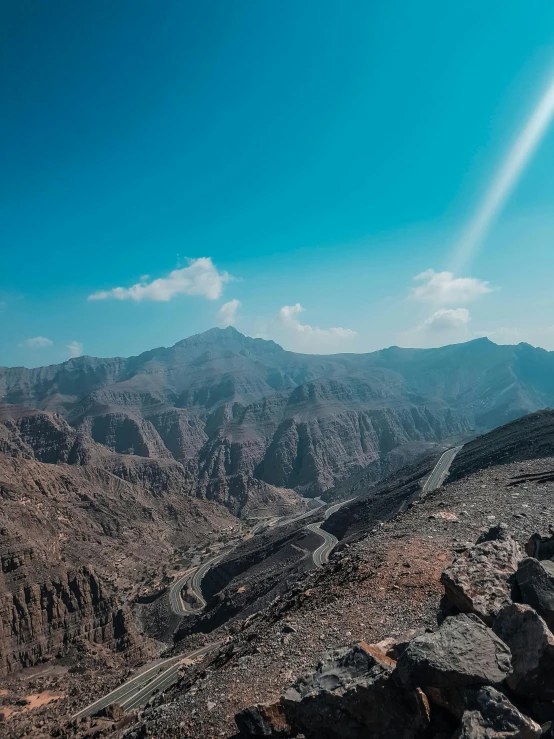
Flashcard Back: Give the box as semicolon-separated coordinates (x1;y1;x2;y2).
324;498;354;520
72;643;222;720
423;446;462;493
306;522;338;566
169;552;227;616
249;517;279;535
169;503;327;616
74;498;351;720
168;568;196;615
304;498;355;567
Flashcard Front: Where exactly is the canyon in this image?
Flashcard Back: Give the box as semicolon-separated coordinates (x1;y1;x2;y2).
3;328;554;511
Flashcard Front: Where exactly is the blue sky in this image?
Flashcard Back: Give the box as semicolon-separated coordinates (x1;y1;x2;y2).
3;1;554;366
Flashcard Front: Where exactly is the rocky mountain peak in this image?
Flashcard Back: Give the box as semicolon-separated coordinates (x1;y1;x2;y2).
172;327;283;354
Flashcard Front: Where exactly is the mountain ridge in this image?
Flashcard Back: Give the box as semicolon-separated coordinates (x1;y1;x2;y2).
1;328;553;504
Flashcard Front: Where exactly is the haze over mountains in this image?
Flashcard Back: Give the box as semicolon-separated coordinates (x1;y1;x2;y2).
2;327;554;510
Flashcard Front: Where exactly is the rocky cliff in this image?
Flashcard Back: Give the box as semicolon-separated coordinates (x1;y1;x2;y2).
0;551;131;675
0;447;238;674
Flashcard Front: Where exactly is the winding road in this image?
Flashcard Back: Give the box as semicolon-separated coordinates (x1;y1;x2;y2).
169;552;228;616
169;502;328;614
72;450;461;722
76;497;354;719
306;522;337;566
423;446;462;493
305;498;354;567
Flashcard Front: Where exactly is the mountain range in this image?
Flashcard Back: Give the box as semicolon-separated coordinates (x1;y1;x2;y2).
2;327;554;510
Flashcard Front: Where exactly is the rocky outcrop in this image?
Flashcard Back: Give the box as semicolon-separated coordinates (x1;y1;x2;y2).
525;530;554;560
515;557;554;631
455;686;541;739
0;405;104;464
493;603;554;700
440;525;523;624
0;562;132;675
236;642;431;739
0;452;236;674
235;525;554;738
396;613;512;688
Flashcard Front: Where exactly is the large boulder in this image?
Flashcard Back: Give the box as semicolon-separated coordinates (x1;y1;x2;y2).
441;525;523;624
493;603;554;700
525;530;554;560
236;642;430;738
396;614;512;688
516;557;554;631
454;686;541;738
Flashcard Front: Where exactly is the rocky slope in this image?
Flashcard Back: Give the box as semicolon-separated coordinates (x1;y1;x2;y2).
236;524;554;739
448;408;554;482
0;400;305;679
0;403;303;518
0;448;239;676
3;328;553;504
38;408;552;739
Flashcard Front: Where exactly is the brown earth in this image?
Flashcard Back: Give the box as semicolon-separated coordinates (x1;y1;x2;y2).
111;455;554;738
3;449;550;738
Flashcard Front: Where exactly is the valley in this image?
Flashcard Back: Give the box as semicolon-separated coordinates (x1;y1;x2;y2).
2;330;554;737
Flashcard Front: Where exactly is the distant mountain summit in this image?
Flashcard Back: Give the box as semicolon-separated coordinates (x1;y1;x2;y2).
1;329;553;504
174;326;283;353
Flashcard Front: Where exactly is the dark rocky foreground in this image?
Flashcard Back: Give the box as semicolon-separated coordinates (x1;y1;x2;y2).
235;524;554;738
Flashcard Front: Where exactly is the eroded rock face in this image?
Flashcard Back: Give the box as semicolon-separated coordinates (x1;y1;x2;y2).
493;603;554;700
0;563;132;675
440;525;523;624
237;642;430;739
454;686;541;739
516;557;554;631
396;614;512;688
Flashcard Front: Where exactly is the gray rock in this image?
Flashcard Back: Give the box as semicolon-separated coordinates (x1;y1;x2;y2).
454;686;541;738
525;530;554;560
396;614;512;688
516;557;554;631
284;642;429;739
493;603;554;700
441;525;523;624
237;642;430;738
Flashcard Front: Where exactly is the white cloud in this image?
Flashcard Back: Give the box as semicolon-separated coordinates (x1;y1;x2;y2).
410;269;495;304
421;308;470;331
275;303;357;352
88;258;232;302
67;341;83;358
217;299;241;327
19;336;53;348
